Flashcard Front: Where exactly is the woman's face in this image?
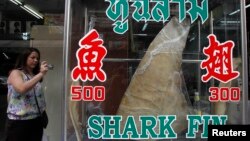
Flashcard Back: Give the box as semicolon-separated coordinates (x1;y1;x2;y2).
26;51;39;70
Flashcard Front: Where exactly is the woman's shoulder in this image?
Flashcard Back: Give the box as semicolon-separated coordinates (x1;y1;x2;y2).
9;69;23;75
7;69;23;84
8;69;25;79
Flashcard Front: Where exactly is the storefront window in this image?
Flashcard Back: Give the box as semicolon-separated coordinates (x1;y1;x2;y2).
65;0;249;140
1;0;248;140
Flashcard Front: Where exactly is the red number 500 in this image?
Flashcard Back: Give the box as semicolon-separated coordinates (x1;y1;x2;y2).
71;86;105;101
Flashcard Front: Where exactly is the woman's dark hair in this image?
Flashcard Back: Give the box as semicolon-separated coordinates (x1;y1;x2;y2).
15;47;41;75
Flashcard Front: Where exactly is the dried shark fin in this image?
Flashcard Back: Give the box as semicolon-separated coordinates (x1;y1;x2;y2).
117;17;192;136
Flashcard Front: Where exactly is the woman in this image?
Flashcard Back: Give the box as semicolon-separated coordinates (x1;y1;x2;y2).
6;48;49;141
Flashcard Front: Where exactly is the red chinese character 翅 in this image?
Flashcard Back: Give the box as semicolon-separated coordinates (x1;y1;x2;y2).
201;34;239;83
71;29;107;82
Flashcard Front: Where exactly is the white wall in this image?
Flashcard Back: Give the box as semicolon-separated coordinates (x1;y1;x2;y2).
32;26;64;141
38;46;63;141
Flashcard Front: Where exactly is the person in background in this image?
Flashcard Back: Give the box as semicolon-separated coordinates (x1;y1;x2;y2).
5;47;48;141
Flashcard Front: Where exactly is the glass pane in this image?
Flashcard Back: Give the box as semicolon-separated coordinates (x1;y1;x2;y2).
67;0;246;140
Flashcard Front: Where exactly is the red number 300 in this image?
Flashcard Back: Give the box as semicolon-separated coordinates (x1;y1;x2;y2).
209;87;240;102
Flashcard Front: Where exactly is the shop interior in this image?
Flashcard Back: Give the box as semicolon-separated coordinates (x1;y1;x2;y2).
0;0;65;141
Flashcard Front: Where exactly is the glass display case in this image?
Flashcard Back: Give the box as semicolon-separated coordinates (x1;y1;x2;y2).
64;0;248;140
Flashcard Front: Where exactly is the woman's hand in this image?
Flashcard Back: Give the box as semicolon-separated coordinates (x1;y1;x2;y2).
40;61;49;75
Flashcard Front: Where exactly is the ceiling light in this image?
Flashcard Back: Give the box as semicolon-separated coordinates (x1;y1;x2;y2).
9;0;18;5
142;23;148;31
2;53;10;60
23;5;43;19
12;0;22;5
220;21;240;24
246;4;250;8
229;9;240;15
133;34;148;36
229;3;250;15
8;0;43;19
20;6;41;19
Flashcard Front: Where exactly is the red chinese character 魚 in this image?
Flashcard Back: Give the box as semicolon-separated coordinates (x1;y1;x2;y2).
71;29;107;82
201;34;239;83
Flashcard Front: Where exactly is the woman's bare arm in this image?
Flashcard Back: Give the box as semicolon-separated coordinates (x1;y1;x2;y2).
8;70;45;94
8;61;48;94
